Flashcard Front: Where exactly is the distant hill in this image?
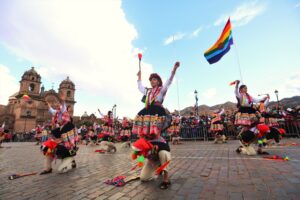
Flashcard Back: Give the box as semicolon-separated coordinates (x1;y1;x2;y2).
268;96;300;109
174;96;300;116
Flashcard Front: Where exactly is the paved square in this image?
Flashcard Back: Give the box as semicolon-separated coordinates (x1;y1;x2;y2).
1;139;300;200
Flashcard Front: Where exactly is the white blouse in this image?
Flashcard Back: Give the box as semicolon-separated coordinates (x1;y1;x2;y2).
234;87;264;107
138;74;174;104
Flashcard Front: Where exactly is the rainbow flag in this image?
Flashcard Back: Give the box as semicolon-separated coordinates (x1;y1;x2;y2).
204;18;233;64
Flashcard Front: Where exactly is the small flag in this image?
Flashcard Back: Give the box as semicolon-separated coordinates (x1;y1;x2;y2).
204;18;234;64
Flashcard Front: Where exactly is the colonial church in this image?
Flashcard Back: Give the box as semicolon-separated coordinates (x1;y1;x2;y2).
0;67;76;133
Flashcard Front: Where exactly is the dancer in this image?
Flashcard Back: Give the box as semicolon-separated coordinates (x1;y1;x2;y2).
255;95;285;152
120;117;131;148
236;123;270;155
0;123;5;148
98;109;115;136
41;126;49;143
98;109;117;152
234;80;267;130
35;125;42;145
234;81;268;155
132;61;180;189
86;128;98;146
40;93;78;174
97;132;117;153
168;115;181;145
210;108;226;143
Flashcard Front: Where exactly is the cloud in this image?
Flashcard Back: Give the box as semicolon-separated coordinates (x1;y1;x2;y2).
163;26;203;45
295;3;300;8
279;73;300;98
163;33;186;45
191;27;203;38
0;64;19;105
202;88;217;99
214;2;266;27
0;0;154;117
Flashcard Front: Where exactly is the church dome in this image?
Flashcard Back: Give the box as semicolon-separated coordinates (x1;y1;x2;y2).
22;67;41;81
59;76;75;89
81;111;89;118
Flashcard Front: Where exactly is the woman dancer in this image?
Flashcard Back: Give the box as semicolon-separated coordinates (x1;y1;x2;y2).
132;61;180;189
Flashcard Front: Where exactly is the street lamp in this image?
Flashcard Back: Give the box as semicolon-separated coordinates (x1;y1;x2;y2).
112;104;117;119
194;90;198;116
23;110;31;134
274;90;279;114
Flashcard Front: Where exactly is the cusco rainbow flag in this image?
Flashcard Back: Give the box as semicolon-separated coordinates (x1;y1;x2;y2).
204;18;233;64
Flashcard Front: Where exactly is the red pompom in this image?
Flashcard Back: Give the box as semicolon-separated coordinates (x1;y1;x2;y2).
138;53;142;60
278;128;286;135
132;138;153;155
256;124;270;136
43;139;57;150
137;162;144;167
132;153;137;160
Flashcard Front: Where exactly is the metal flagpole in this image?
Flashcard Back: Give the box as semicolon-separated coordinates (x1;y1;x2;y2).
173;35;181;116
232;32;244;83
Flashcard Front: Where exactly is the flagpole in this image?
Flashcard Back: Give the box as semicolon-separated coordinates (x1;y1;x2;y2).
173;35;181;116
232;35;244;83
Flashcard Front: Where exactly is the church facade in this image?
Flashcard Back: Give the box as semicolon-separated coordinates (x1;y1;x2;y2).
0;67;76;133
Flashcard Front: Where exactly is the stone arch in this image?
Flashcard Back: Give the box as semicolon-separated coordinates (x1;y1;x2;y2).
29;83;35;92
67;90;71;97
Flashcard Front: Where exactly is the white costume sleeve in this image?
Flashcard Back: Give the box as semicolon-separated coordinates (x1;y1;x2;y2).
252;96;266;103
264;98;269;106
61;101;67;113
160;71;175;95
219;109;225;115
137;80;147;95
234;86;241;99
49;107;56;116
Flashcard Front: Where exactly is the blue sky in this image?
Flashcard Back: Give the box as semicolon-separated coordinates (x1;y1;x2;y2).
0;0;299;117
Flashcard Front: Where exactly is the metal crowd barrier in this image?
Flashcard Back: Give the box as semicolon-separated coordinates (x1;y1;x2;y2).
176;120;300;141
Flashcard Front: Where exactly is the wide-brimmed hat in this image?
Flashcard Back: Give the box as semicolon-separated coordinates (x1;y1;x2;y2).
149;73;162;87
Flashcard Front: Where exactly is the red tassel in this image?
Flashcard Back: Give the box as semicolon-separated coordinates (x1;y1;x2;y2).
263;155;288;161
131;164;138;171
137;162;144;167
95;149;106;153
155;160;170;175
132;153;137;160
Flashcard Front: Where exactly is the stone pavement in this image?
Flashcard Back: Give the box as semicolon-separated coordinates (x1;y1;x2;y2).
0;139;300;200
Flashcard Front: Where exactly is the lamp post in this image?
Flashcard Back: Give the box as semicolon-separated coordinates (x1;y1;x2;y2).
23;111;31;134
194;90;198;117
112;104;117;119
274;90;279;114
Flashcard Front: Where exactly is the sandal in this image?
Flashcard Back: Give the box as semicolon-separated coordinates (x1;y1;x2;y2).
236;146;242;153
160;181;171;190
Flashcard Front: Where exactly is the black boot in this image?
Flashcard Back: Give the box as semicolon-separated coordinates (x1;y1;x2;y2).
40;168;52;175
71;160;77;168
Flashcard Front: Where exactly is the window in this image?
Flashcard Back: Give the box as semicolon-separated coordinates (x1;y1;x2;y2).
29;83;35;92
26;111;31;116
67;90;71;97
32;77;35;81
